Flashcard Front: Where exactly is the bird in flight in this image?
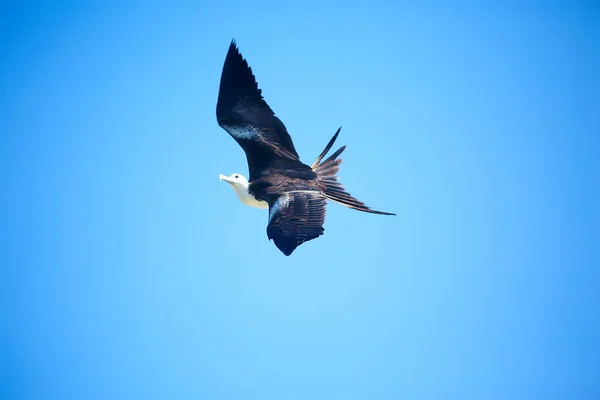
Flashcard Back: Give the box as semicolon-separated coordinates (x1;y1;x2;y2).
217;40;394;256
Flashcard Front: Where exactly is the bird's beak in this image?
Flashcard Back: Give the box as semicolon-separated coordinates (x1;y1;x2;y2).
219;174;233;185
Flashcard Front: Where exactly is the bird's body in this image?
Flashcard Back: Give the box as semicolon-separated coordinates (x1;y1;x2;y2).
217;40;394;256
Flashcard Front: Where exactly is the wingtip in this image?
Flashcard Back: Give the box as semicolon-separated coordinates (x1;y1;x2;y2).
228;38;239;53
357;208;396;216
363;207;396;216
268;236;296;256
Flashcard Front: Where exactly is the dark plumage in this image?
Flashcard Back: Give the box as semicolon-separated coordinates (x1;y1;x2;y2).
216;40;394;256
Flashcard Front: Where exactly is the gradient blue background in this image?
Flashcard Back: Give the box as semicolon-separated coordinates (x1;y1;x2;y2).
2;2;599;399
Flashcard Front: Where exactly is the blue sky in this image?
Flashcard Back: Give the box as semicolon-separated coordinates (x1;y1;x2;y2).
2;1;599;399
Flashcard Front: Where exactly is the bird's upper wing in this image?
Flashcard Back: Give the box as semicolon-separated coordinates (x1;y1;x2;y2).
216;40;301;179
266;190;327;256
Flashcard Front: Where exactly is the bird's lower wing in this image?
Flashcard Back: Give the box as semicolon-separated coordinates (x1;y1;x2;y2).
266;190;327;256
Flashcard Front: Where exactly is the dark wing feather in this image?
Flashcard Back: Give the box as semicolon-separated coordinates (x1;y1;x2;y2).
216;40;301;179
266;190;327;256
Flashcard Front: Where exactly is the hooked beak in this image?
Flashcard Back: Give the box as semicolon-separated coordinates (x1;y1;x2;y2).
219;174;233;185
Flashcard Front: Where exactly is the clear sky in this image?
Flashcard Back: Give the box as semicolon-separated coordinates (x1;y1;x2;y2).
2;1;599;399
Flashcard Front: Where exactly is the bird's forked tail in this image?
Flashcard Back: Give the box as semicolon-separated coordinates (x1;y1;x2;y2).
311;127;395;216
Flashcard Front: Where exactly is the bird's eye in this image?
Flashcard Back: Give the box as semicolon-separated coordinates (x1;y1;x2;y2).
234;175;239;179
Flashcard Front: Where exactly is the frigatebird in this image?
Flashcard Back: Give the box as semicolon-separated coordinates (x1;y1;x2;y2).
217;40;394;256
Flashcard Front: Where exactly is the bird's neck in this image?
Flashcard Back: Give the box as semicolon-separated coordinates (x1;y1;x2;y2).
234;185;268;209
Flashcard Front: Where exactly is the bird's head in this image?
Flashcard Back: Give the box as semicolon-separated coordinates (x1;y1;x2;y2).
219;173;249;190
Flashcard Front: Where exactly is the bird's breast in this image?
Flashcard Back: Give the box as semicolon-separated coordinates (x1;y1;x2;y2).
241;195;269;209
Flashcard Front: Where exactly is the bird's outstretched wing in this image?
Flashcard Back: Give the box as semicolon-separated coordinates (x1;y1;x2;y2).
266;190;327;256
217;40;301;179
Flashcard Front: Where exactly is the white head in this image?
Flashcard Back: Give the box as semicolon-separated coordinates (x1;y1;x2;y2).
219;172;249;189
219;173;268;209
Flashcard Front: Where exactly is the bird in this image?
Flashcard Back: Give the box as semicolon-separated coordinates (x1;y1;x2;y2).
216;40;394;256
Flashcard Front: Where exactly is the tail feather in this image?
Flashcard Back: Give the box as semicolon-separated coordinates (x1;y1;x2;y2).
312;128;395;216
311;127;341;170
322;145;346;165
